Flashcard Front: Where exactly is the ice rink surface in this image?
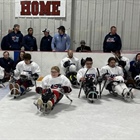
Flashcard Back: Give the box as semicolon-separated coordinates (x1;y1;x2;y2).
0;82;140;140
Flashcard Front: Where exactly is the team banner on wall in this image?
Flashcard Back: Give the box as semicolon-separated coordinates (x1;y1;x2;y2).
15;0;66;17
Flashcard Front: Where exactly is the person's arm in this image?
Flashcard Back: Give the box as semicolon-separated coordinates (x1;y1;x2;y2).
103;36;107;52
118;67;124;77
42;76;50;89
22;36;30;51
1;36;6;50
14;63;21;77
34;38;38;51
40;38;43;51
77;69;84;83
124;58;130;71
117;35;122;51
51;35;56;51
6;33;11;49
32;63;40;76
66;35;71;51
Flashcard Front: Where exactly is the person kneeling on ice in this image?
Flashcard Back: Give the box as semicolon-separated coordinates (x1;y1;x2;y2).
100;57;133;101
9;53;40;97
61;50;80;87
77;57;100;102
35;66;72;112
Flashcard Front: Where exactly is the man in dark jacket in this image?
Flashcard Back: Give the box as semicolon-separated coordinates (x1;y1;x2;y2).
76;40;91;52
1;29;13;50
103;26;122;52
0;51;14;81
40;29;52;51
7;24;23;50
22;27;37;51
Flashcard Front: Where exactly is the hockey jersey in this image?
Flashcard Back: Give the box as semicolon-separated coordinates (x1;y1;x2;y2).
42;74;71;89
100;65;124;78
117;56;130;71
77;67;98;83
61;56;80;71
14;61;40;79
0;66;4;79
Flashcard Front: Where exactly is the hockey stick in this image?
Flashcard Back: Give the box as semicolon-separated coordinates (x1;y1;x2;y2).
78;68;89;98
97;68;102;98
54;88;73;102
100;70;109;94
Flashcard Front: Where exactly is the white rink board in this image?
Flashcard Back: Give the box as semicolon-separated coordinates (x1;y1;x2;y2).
0;51;137;76
0;82;140;139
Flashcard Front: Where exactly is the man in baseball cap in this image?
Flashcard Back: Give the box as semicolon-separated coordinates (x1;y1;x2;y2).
51;25;71;52
40;28;52;51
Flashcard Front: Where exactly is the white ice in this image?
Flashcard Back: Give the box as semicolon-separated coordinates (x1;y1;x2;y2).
0;82;140;140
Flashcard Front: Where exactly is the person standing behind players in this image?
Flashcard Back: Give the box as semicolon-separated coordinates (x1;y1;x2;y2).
51;26;71;52
22;27;37;51
1;29;13;50
7;24;23;50
103;26;122;52
40;28;52;51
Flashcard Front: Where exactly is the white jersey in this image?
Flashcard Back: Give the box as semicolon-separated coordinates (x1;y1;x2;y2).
100;65;124;77
77;67;98;83
117;56;130;71
42;74;71;89
0;66;4;79
14;61;40;79
61;56;80;71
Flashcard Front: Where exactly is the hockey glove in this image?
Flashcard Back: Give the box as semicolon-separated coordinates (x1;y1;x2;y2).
31;73;39;81
118;60;126;68
63;60;71;68
61;86;72;93
36;87;43;94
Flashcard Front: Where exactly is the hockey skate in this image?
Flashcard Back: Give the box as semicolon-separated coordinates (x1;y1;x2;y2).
122;89;133;102
9;83;21;98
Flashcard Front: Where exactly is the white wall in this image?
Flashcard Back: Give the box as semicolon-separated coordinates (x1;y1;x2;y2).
0;51;137;77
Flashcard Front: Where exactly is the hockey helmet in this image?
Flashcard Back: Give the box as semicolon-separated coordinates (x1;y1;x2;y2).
113;76;124;83
69;64;76;72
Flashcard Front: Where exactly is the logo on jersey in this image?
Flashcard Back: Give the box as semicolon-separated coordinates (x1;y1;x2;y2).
23;70;32;75
85;74;95;80
106;37;115;43
51;84;62;89
12;36;19;42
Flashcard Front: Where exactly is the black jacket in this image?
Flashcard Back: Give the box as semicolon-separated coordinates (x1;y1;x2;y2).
0;57;14;73
76;46;91;52
103;33;122;52
40;35;52;51
1;35;9;50
22;34;37;51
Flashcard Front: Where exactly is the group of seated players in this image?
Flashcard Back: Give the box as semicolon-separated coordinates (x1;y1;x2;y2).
0;50;140;112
